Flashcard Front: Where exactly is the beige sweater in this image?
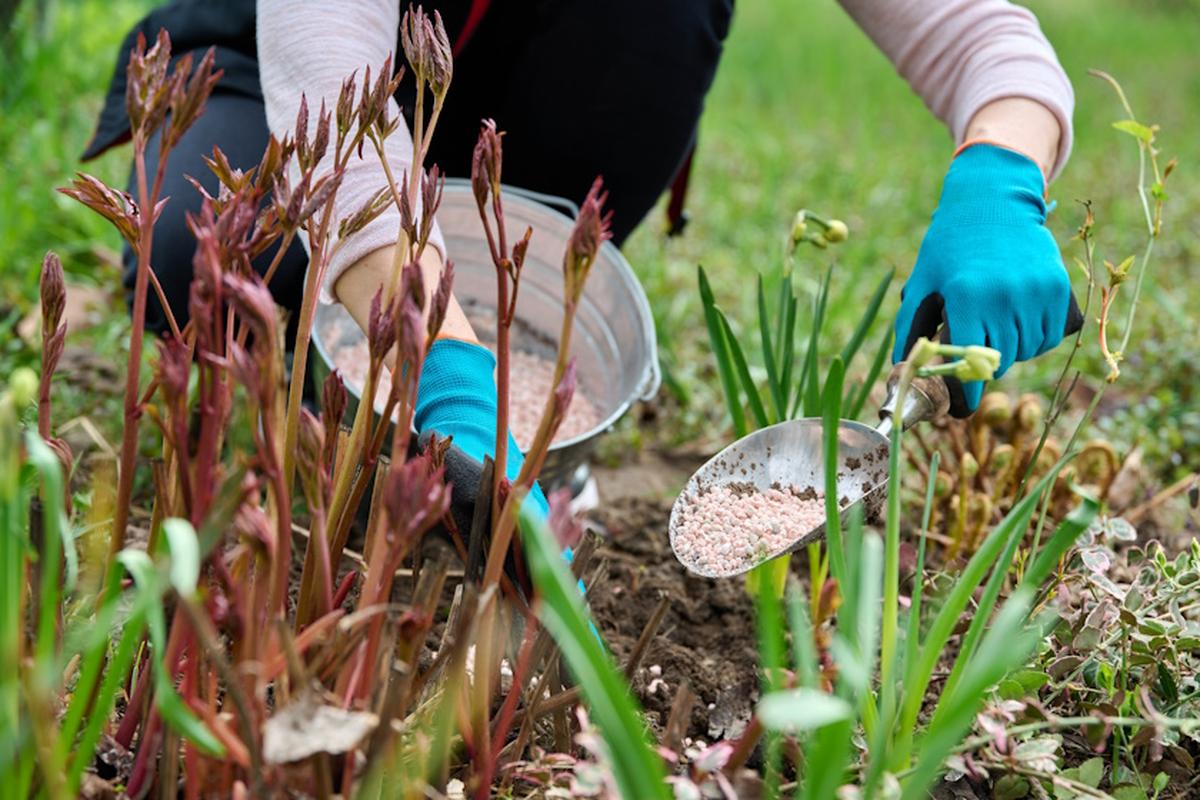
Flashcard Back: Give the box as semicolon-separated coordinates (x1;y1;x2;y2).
256;0;1075;302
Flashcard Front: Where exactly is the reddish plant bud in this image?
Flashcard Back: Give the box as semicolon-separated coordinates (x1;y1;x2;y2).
426;10;453;98
296;407;328;506
223;272;279;348
155;336;191;408
399;260;426;312
234;502;275;557
427;259;454;341
381;452;451;545
398;169;416;242
418;165;444;248
563;177;612;305
367;287;398;362
311;99;331;168
400;7;431;82
338;186;392;240
226;340;261;402
254;135;292;195
164;46;220;150
39;252;66;338
294;93;310;168
125;30;173;140
511;226;532;272
471;119;503;211
298;168;343;227
336;72;357;139
396;294;425;374
58;173;141;247
320;370;347;467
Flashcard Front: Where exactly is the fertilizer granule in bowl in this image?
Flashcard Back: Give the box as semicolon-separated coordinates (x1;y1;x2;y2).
673;484;826;575
328;335;602;450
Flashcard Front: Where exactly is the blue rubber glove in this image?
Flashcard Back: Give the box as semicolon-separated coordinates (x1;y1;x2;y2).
415;338;549;518
893;143;1082;416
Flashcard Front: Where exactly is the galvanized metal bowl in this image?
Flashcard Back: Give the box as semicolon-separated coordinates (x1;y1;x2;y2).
310;180;660;493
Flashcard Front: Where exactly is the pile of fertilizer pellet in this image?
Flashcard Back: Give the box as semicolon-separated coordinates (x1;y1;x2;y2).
328;331;602;450
673;484;826;575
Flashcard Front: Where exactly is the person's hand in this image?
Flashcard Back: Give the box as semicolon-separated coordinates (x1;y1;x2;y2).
415;338;549;540
893;142;1083;416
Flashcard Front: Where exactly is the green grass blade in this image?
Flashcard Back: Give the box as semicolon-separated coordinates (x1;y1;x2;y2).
849;329;893;421
798;268;832;418
803;531;880;800
786;580;817;688
779;278;799;414
903;452;939;680
58;562;125;772
758;274;784;421
521;511;670;800
902;594;1045;799
758;688;852;732
25;434;66;673
893;467;1061;767
699;266;747;438
821;357;847;584
838;269;893;366
118;549;225;757
718;311;769;430
754;561;788;797
1021;497;1100;589
67;605;146;792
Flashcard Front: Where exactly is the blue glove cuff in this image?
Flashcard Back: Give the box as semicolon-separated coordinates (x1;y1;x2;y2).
936;143;1047;228
416;339;549;515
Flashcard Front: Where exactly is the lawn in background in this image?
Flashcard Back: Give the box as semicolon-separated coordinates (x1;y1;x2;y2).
2;0;1197;476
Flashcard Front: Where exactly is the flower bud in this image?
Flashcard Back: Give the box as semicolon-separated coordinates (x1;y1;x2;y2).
933;470;953;498
563;178;612;305
321;370;347;463
908;337;940;370
1015;394;1043;432
988;444;1015;474
824;219;849;243
790;210;808;242
40;252;66;337
960;452;979;480
367;288;398;362
9;367;39;408
977;392;1012;429
471;119;502;211
952;346;1000;383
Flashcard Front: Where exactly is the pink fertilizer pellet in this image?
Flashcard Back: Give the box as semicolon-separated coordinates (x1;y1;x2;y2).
673;485;826;574
325;325;602;450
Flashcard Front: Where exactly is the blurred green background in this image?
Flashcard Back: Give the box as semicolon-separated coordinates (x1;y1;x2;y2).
1;0;1197;480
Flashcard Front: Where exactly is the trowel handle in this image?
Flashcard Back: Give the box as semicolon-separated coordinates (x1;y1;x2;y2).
877;362;952;436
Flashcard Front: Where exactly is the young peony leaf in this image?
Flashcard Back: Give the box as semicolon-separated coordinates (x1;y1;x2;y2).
162;518;201;597
756;688;852;732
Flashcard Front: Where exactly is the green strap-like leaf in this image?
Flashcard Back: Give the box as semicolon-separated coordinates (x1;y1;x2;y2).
699;266;747;438
718;310;769;430
162;518;201;598
758;274;784;421
521;511;670;800
839;268;894;366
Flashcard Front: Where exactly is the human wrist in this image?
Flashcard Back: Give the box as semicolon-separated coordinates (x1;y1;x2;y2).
334;242;478;344
962;97;1061;182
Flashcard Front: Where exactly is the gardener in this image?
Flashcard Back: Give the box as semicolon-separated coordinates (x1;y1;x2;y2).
87;0;1079;518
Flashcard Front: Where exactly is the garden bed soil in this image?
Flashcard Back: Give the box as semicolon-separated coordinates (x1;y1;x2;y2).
587;494;764;742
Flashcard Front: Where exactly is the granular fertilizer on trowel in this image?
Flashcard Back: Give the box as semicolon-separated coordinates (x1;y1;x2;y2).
672;484;827;575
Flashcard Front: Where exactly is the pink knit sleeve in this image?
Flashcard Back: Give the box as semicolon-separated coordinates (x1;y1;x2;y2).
256;0;444;303
838;0;1075;179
